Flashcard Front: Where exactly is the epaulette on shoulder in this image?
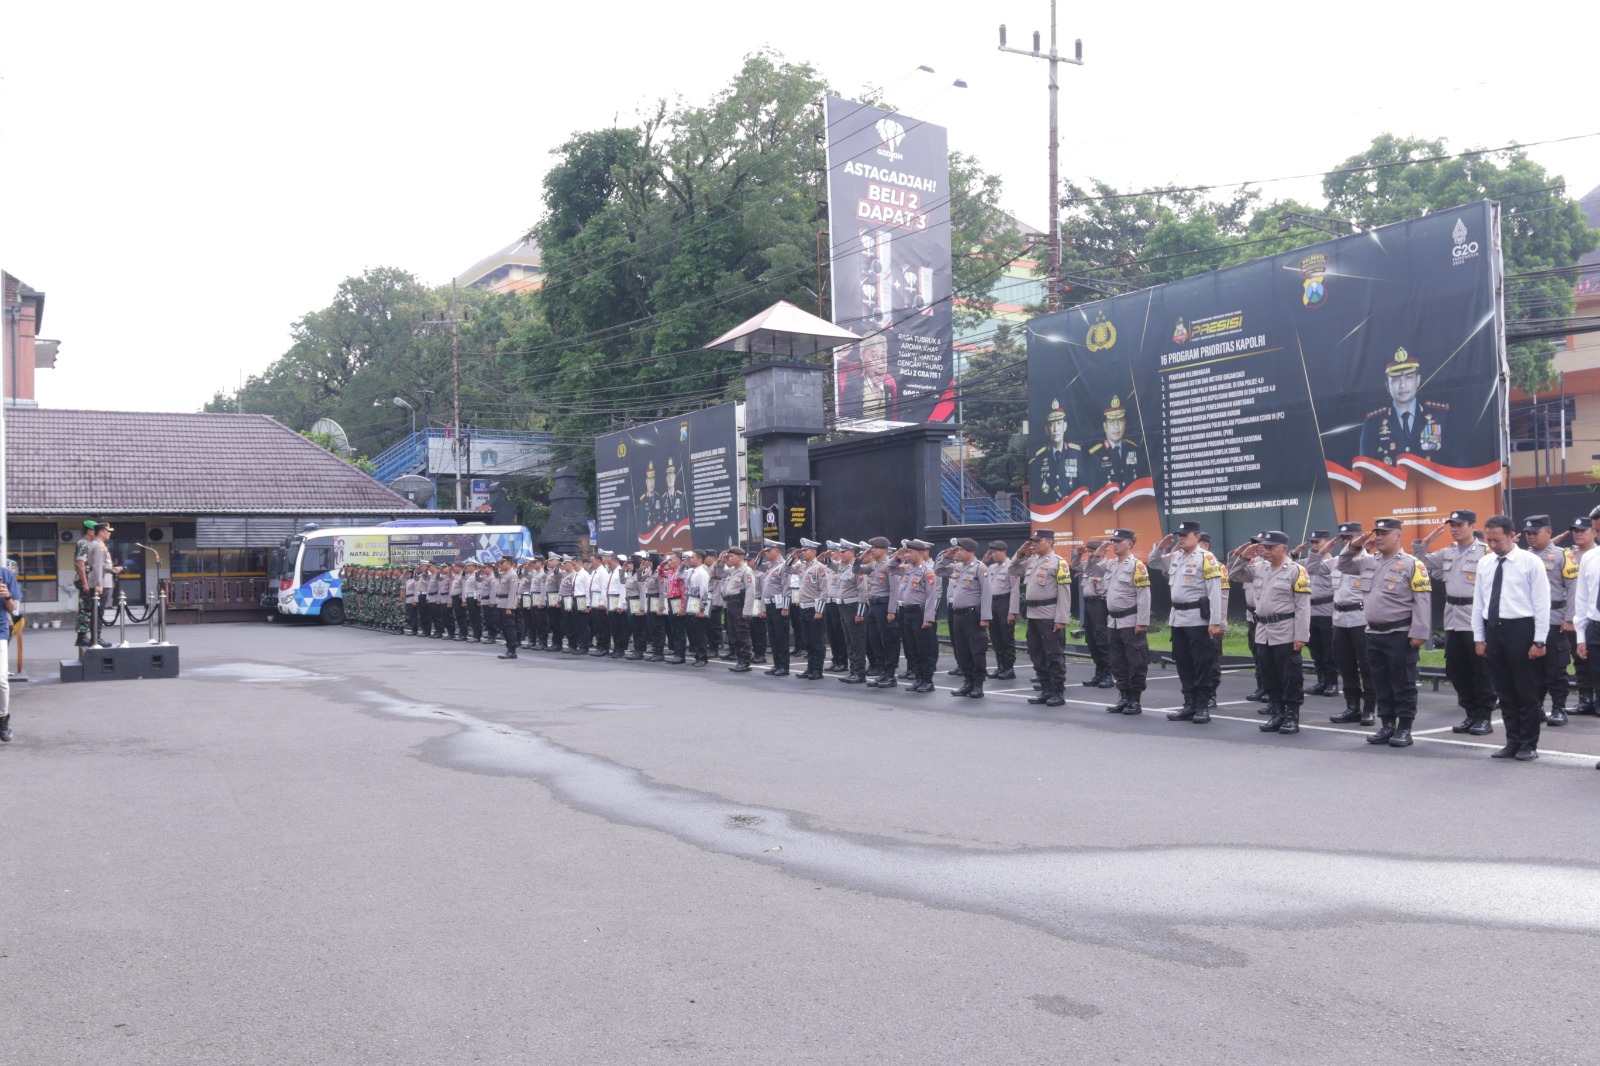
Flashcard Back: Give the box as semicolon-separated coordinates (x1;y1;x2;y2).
1367;407;1388;418
1424;400;1450;411
1088;443;1103;454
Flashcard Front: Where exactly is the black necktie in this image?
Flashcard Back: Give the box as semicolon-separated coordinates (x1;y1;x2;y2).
1488;555;1505;625
1401;411;1413;440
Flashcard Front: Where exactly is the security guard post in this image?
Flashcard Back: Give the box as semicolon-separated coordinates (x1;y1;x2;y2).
1071;540;1113;688
1101;530;1151;715
1474;515;1550;760
1337;518;1432;747
1008;529;1072;707
1522;515;1577;726
982;540;1018;680
1413;510;1495;735
1248;531;1313;734
936;538;989;698
1150;522;1225;722
1319;523;1375;725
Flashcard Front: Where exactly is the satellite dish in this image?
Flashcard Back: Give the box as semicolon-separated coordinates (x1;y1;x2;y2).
390;474;435;506
310;417;353;457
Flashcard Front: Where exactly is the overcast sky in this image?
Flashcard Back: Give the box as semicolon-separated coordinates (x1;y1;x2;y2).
8;1;1594;416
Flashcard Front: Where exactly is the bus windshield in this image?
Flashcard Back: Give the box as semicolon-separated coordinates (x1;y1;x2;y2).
271;545;298;582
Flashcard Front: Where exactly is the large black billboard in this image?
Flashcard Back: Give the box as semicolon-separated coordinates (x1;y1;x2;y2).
1025;201;1505;549
824;95;954;426
594;402;747;554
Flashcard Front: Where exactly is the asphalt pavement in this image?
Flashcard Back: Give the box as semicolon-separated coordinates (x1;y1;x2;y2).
4;622;1599;1065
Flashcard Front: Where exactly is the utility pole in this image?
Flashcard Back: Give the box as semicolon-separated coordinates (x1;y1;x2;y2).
423;283;467;508
999;3;1083;313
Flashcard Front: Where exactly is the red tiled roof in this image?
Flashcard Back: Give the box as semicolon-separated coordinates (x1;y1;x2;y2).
4;408;420;515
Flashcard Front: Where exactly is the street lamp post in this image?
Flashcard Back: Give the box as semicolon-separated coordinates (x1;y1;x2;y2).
392;395;416;438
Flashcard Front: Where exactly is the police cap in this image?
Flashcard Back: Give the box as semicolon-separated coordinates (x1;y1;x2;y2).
1520;514;1552;534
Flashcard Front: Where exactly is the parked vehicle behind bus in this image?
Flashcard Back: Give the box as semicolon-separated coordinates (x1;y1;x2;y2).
264;521;535;624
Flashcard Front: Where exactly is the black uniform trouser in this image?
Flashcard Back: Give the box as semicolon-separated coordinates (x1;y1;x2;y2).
1108;625;1148;697
1533;624;1571;709
1485;617;1540;750
1246;619;1265;685
1366;629;1419;722
646;610;665;655
765;604;791;670
1171;624;1217;706
824;602;847;667
465;599;482;639
899;605;936;681
501;608;520;653
988;594;1016;670
1307;615;1335;675
724;593;752;664
1584;622;1600;714
1444;628;1495;718
750;606;768;658
574;608;591;651
801;607;827;673
667;607;687;656
866;601;899;676
531;606;548;646
687;613;709;661
405;602;419;632
949;606;987;681
452;595;467;637
1333;624;1374;707
1081;596;1109;672
1259;641;1305;710
844;605;868;674
591;606;610;653
1024;617;1066;695
1210;629;1225;692
708;607;725;654
611;611;629;654
629;609;646;653
415;595;430;634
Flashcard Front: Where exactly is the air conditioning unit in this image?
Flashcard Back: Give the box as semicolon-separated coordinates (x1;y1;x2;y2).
147;526;174;544
58;530;77;544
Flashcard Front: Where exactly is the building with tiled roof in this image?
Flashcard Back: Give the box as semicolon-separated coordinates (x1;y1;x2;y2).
4;408;437;621
458;238;543;294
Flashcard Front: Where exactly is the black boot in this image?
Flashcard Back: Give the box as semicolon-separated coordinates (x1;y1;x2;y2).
729;661;752;673
1106;695;1130;713
1122;699;1142;715
1081;671;1102;688
874;675;898;689
968;679;985;699
992;667;1016;680
1027;690;1051;705
1320;674;1338;698
1451;715;1474;733
1550;706;1569;727
1278;709;1300;735
1367;718;1396;745
1306;676;1329;697
1389;721;1414;747
0;715;10;742
952;680;974;697
1167;702;1196;721
498;650;518;660
1246;686;1268;702
1260;704;1286;732
1192;702;1211;723
1360;700;1376;727
1329;702;1363;724
840;673;866;684
1467;717;1494;736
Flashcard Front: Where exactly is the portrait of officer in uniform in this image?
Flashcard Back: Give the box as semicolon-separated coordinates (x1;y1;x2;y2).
638;460;662;530
661;457;686;526
1030;399;1082;502
1358;347;1454;465
1088;395;1143;489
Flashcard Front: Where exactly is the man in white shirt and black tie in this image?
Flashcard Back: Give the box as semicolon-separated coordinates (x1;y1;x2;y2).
1473;514;1551;761
1568;525;1600;769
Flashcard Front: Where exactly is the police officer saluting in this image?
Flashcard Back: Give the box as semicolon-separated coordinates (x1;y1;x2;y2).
890;539;940;692
982;540;1018;681
1008;530;1072;707
1337;518;1432;747
1244;531;1313;735
1413;510;1495;735
1100;529;1151;715
1149;521;1224;722
936;538;989;698
1521;515;1578;726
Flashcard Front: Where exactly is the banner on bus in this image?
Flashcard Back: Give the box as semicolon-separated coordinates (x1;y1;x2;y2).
1024;201;1505;551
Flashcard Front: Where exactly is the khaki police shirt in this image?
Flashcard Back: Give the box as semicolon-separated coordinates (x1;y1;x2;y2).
1530;543;1578;626
1150;547;1224;628
1007;550;1072;624
1412;537;1488;632
1335;547;1431;640
1251;559;1312;646
1102;554;1151;629
935;558;990;621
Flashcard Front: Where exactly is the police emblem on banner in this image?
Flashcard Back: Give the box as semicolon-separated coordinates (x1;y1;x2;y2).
1172;317;1189;344
1086;311;1118;352
1300;253;1328;308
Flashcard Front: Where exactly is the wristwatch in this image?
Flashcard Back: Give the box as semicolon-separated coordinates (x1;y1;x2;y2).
1534;641;1546;648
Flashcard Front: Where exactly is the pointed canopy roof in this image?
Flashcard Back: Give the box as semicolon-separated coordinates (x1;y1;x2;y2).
704;300;860;358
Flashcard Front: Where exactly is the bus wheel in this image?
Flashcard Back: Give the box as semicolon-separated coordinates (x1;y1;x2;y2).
320;600;346;626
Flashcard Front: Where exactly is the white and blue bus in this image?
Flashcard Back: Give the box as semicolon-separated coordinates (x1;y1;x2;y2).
265;521;535;624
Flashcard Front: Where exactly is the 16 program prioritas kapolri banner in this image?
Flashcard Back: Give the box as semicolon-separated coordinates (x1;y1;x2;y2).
593;403;748;555
824;95;954;426
1024;201;1506;550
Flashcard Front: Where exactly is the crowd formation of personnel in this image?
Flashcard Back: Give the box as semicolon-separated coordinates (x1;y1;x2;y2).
337;508;1600;767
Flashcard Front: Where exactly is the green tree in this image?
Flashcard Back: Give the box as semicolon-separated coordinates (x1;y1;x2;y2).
300;430;378;477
